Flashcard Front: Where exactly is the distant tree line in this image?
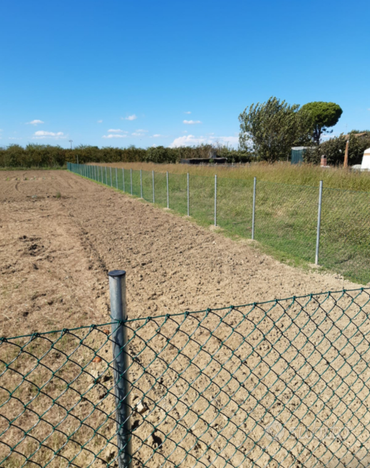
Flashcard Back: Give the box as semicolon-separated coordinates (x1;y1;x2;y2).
0;143;253;168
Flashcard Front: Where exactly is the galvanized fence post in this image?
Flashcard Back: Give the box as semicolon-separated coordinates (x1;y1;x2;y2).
152;170;155;203
105;167;108;185
116;168;118;189
187;173;190;216
252;177;257;240
122;168;125;192
166;172;169;208
130;169;133;195
108;270;132;468
140;170;143;198
315;180;323;265
214;174;218;226
110;167;113;187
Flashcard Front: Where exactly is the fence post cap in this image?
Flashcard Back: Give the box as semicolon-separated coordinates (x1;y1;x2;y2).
108;270;126;278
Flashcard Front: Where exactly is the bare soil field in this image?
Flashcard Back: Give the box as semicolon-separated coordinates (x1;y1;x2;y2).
0;170;361;338
0;170;367;468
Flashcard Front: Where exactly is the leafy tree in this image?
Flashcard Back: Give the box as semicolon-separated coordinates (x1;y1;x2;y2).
300;101;343;145
304;132;370;166
238;97;312;162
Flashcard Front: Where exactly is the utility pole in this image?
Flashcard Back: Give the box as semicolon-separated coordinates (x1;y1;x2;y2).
344;140;349;168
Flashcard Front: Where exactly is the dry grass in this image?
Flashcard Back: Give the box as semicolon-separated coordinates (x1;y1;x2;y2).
96;161;370;192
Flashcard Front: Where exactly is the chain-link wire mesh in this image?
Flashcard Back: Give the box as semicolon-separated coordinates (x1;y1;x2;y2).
254;181;319;264
2;288;370;467
320;188;370;284
189;174;214;226
67;164;370;284
217;177;254;237
168;172;187;216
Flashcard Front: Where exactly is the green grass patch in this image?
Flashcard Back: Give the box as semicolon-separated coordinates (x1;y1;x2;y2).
70;164;370;285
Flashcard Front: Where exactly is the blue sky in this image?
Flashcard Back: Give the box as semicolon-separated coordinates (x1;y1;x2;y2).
0;0;369;149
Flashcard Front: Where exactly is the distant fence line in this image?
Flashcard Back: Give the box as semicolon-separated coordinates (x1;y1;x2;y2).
67;163;370;284
1;266;370;467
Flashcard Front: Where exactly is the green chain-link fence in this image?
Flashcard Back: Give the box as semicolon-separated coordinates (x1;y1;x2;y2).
67;163;370;284
2;285;370;467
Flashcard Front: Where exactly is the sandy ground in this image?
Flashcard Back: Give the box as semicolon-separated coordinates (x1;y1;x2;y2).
0;170;368;468
0;171;361;338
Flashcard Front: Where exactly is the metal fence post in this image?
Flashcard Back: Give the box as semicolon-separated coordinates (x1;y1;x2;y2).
130;169;133;195
152;170;155;203
116;168;118;189
214;174;217;226
140;170;143;198
315;180;323;265
105;167;108;185
108;270;132;468
252;177;256;240
110;167;113;187
187;173;190;216
166;171;169;208
122;168;125;192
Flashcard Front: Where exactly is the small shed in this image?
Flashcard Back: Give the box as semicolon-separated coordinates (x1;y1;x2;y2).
291;147;311;164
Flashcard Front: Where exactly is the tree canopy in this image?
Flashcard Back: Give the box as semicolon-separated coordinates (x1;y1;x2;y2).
238;97;312;162
300;101;343;145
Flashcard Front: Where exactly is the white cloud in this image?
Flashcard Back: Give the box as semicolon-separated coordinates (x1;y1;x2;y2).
183;120;202;125
213;136;239;146
8;137;22;140
122;114;137;121
34;131;63;136
108;129;124;133
170;135;207;147
132;129;148;137
27;119;44;126
152;134;162;138
102;134;127;139
170;134;239;148
32;130;65;140
97;120;103;123
184;111;191;114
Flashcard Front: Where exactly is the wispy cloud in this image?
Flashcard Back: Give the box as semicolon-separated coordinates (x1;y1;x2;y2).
102;134;127;139
132;129;148;137
9;137;23;140
27;119;44;126
184;111;191;114
152;134;162;138
183;120;202;125
97;120;103;123
32;130;65;139
122;114;137;121
108;129;125;133
170;134;238;148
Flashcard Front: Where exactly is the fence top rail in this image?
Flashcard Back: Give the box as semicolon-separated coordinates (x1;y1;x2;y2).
2;287;369;341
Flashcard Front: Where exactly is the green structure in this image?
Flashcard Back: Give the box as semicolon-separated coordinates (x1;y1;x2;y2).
291;146;311;164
